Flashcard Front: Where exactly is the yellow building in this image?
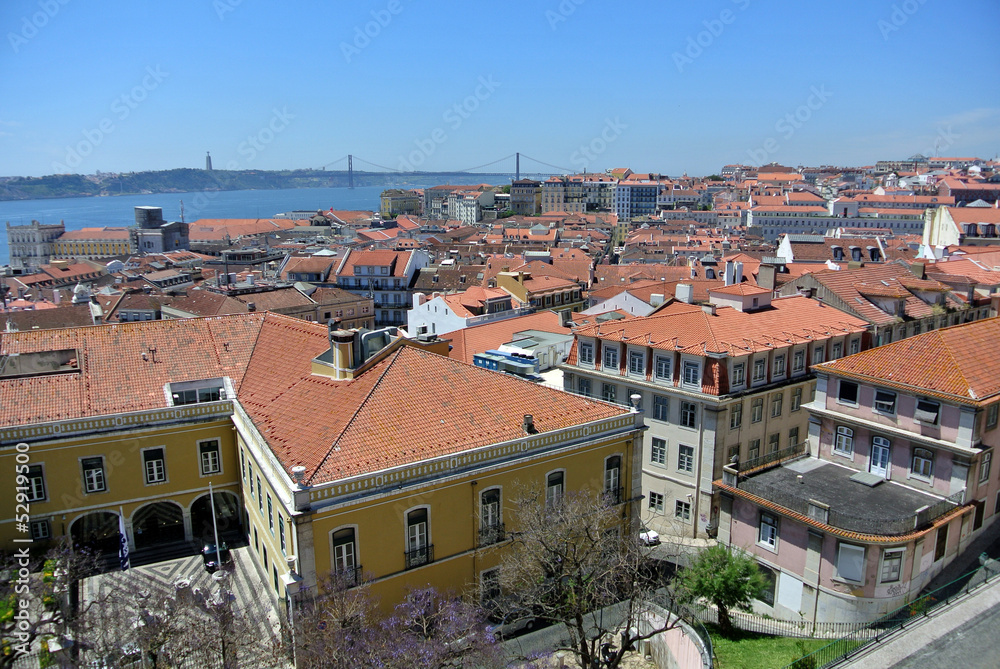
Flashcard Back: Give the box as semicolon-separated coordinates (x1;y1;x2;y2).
2;313;641;617
51;227;133;259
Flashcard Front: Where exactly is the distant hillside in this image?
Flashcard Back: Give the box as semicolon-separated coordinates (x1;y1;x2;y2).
0;169;442;201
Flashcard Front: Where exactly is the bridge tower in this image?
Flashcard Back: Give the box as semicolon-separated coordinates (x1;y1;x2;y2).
516;152;520;181
348;154;354;189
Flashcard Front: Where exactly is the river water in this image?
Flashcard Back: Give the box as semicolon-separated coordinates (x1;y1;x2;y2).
0;180;505;264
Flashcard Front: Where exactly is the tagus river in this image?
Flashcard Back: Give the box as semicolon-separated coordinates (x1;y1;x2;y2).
0;180;505;265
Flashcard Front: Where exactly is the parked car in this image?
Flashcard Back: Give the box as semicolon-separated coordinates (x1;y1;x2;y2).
639;524;660;546
201;542;232;572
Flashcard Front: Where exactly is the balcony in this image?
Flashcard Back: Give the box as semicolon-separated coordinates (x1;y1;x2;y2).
478;523;506;547
719;455;966;537
404;544;434;570
332;565;363;588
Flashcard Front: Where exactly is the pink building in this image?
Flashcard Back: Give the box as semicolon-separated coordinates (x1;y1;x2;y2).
715;317;1000;622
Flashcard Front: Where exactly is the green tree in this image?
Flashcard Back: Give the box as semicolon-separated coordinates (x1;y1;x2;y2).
678;544;765;636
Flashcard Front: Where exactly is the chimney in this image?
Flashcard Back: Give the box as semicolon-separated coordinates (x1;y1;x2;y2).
522;414;537;434
758;264;776;291
650;293;664;307
676;283;694;304
702;304;717;316
247;302;256;312
328;322;356;379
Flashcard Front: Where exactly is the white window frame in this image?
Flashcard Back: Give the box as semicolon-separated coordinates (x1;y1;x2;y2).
838;380;859;406
879;548;904;584
654;355;672;381
30;519;51;541
793;349;805;372
981;451;993;484
24;464;47;502
330;524;359;575
874;389;897;415
546;469;565;508
752;358;766;382
758;512;778;551
653;395;669;421
677;445;694;473
648;491;664;513
198;439;222;476
791;387;803;412
834;426;854;456
813;345;825;364
650;438;667;465
774;354;786;377
682;361;700;387
849;338;860;355
911;447;934;480
836;543;866;583
732;362;745;386
81;457;106;494
579;342;594;365
603;345;619;370
680;401;697;428
675;500;692;522
628;350;645;375
141;446;167;485
730;403;742;430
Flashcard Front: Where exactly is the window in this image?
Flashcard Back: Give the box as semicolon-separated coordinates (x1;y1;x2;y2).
683;361;700;386
774;355;786;376
649;491;664;512
406;508;430;568
675;500;691;522
248;464;254;497
605;456;621;502
677;445;694;473
267;494;274;534
791;387;802;412
82;457;106;493
629;350;644;375
257;477;263;511
240;451;246;481
279;517;286;553
788;426;799;448
30;519;50;541
655;355;672;380
653;395;669;421
849;338;860;355
981;451;993;484
813;345;825;364
771;393;783;417
875;390;897;414
749;439;760;461
602;383;617;404
732;362;745;386
199;440;221;475
730;403;743;430
758;513;778;549
837;543;865;582
578;377;592;397
546;471;564;508
988;404;999;430
680;401;697;428
23;465;46;502
481;569;501;606
650;438;666;465
793;350;805;372
143;448;166;484
915;399;939;425
912;448;934;479
838;380;859;405
603;345;619;369
880;549;904;583
934;525;948;561
832;426;854;456
832;342;843;360
579;342;594;365
480;488;503;545
753;359;766;382
332;527;357;576
751;398;763;423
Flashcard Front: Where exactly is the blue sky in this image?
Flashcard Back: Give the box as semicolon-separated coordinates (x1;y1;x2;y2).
1;0;998;178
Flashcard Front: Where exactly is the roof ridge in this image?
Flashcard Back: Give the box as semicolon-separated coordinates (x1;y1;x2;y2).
307;347;403;484
937;328;976;399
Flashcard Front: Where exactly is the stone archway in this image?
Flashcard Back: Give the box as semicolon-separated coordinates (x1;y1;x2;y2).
132;501;185;549
70;511;119;555
190;491;242;544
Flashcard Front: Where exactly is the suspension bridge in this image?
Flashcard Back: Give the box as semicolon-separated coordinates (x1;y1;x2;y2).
319;153;576;187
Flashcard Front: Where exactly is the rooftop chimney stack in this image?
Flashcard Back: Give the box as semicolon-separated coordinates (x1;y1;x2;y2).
523;414;537;434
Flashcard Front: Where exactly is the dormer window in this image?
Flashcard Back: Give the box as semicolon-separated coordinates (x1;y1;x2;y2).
168;378;229;406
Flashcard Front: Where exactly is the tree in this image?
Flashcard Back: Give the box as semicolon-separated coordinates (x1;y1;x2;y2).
0;539;101;668
496;486;683;669
292;576;502;669
677;544;766;636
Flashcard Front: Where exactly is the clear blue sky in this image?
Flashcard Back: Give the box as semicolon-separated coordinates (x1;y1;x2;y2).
2;0;998;178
